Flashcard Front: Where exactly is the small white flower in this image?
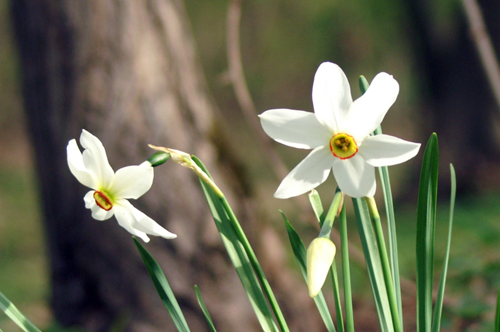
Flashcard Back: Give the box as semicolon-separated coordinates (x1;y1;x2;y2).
67;129;177;242
307;237;336;298
259;62;421;198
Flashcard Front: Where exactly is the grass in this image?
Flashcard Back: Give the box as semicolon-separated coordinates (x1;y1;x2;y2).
0;165;50;331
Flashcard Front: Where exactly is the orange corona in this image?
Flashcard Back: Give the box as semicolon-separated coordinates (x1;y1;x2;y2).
93;190;113;211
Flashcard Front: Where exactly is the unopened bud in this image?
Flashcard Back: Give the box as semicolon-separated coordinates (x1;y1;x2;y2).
147;151;171;167
306;237;336;298
148;144;223;197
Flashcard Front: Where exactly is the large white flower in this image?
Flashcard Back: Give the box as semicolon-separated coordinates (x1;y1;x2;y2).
67;129;177;242
259;62;420;198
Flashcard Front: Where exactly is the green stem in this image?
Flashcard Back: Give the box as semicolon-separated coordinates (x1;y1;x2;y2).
319;189;343;238
219;196;290;332
330;261;345;332
374;126;403;325
365;197;402;332
340;207;354;332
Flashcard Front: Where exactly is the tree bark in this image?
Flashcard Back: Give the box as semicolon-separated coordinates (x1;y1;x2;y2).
12;0;322;331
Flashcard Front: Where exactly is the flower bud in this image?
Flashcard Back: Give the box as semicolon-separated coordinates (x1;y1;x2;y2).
147;151;171;167
307;237;336;298
148;144;224;197
149;145;194;169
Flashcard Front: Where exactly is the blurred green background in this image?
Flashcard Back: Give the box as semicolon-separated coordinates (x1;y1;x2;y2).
1;0;500;331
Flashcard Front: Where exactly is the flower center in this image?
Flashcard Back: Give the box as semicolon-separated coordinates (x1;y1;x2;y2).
329;133;358;160
94;190;113;211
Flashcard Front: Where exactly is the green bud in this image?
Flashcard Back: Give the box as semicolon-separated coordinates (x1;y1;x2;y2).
307;237;336;298
147;151;171;167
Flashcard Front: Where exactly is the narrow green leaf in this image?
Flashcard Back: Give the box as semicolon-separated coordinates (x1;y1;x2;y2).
281;212;336;332
416;133;439;332
495;288;500;332
359;76;369;94
372;130;403;327
352;198;394;332
362;74;403;325
330;261;345;332
194;286;217;332
340;207;355;332
193;158;279;332
431;164;456;332
133;238;191;332
365;197;402;332
0;292;42;332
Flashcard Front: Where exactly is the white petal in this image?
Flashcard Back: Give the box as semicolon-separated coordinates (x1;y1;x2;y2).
274;146;334;199
332;155;376;198
259;109;332;149
115;200;177;241
84;191;114;221
110;162;154;199
312;62;353;133
80;130;115;188
345;72;399;140
67;139;98;189
359;134;421;167
113;203;151;242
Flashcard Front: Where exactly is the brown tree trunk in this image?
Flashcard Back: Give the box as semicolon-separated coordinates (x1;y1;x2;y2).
11;1;319;331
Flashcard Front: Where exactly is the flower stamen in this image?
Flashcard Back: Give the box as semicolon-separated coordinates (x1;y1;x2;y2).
330;133;358;160
94;190;113;211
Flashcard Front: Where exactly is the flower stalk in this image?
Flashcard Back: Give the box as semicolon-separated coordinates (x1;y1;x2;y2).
156;150;290;332
306;188;343;298
149;145;224;197
318;189;344;238
365;196;402;332
214;187;290;332
340;206;355;332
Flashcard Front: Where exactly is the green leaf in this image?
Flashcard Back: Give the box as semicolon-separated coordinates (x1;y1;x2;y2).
0;292;42;332
431;164;456;332
340;207;354;332
194;286;217;332
361;73;403;328
373;133;403;326
281;212;336;332
133;238;191;332
330;261;345;332
359;76;369;94
193;158;280;332
352;198;394;332
416;133;439;332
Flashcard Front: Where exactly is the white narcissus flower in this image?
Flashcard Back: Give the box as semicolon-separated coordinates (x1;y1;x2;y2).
67;129;177;242
259;62;421;198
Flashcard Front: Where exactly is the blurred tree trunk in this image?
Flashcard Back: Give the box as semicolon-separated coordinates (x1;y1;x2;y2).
11;1;317;331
